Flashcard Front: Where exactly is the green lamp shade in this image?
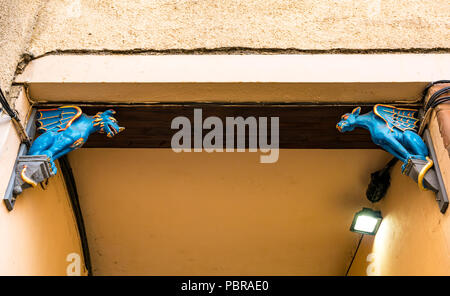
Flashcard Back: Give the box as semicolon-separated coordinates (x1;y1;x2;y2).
350;208;382;235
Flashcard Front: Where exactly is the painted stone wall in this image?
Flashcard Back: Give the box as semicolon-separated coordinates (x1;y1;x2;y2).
27;0;449;56
0;0;449;276
1;0;449;93
0;0;44;92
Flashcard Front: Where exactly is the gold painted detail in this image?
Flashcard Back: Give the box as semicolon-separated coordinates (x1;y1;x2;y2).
71;138;84;148
373;104;419;132
21;165;37;187
58;106;82;132
37;106;83;133
418;156;434;191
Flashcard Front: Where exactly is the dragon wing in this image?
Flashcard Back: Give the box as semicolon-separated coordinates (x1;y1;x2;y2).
373;104;419;132
36;106;82;133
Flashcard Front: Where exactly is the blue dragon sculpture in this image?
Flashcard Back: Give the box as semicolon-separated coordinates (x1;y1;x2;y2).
27;106;124;175
336;104;431;173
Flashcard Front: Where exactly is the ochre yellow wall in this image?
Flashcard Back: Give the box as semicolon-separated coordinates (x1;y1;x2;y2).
0;163;86;275
69;148;390;275
348;161;450;276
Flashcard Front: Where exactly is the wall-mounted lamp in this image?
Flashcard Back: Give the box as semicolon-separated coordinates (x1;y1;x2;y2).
350;208;382;235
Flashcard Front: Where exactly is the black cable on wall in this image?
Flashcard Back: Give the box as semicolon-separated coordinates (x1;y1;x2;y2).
59;155;93;276
0;87;18;119
345;234;364;276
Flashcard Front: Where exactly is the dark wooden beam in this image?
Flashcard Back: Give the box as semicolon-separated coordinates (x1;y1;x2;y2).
34;103;420;149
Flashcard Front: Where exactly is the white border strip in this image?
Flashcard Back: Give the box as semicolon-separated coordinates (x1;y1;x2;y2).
16;54;450;83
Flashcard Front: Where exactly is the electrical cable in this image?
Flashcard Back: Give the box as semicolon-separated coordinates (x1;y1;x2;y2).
425;87;450;111
418;82;450;135
0;87;31;147
421;80;450;103
59;155;93;276
345;233;364;276
0;87;18;119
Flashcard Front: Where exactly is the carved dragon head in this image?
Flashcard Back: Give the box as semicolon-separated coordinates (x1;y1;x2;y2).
336;107;361;132
92;109;125;138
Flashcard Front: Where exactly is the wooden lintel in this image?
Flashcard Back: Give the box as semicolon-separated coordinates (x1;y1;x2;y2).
34;103;420;149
